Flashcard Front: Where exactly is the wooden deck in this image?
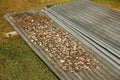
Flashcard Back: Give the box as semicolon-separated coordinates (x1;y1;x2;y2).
4;0;120;80
45;0;120;70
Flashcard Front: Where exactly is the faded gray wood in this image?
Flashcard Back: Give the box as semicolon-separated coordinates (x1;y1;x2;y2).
44;0;120;79
45;10;120;80
45;0;120;70
45;9;120;68
49;1;120;52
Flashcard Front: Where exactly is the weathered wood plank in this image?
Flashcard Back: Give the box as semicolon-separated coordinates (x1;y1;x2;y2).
44;10;120;80
46;9;120;67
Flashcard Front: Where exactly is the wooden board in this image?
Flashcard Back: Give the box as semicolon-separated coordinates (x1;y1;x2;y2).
4;9;120;80
45;0;120;70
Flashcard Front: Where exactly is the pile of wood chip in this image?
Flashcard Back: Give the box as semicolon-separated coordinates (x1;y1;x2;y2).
12;12;99;72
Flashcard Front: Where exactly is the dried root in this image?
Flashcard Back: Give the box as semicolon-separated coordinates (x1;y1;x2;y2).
12;12;99;72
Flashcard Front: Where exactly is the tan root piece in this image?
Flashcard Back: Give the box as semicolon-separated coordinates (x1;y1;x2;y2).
5;31;17;38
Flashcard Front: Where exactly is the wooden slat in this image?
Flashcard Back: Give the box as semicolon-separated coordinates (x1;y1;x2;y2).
45;9;120;67
50;4;120;52
44;9;120;79
46;0;120;66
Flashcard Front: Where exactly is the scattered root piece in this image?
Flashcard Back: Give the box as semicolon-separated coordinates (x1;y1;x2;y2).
5;31;17;38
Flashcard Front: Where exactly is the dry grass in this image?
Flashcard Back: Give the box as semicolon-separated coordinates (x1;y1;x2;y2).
91;0;120;12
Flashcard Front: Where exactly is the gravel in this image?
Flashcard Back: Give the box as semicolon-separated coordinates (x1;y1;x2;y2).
11;12;99;72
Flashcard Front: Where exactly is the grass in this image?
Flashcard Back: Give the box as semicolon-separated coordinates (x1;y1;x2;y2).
0;36;58;80
0;0;69;80
0;0;120;80
91;0;120;12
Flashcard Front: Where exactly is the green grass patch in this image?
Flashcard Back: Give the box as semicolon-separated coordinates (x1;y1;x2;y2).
0;36;58;80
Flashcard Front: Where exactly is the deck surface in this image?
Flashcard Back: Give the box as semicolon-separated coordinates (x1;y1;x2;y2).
45;0;120;71
4;0;120;80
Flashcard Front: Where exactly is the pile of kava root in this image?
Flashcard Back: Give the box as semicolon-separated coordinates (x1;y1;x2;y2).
12;12;99;72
